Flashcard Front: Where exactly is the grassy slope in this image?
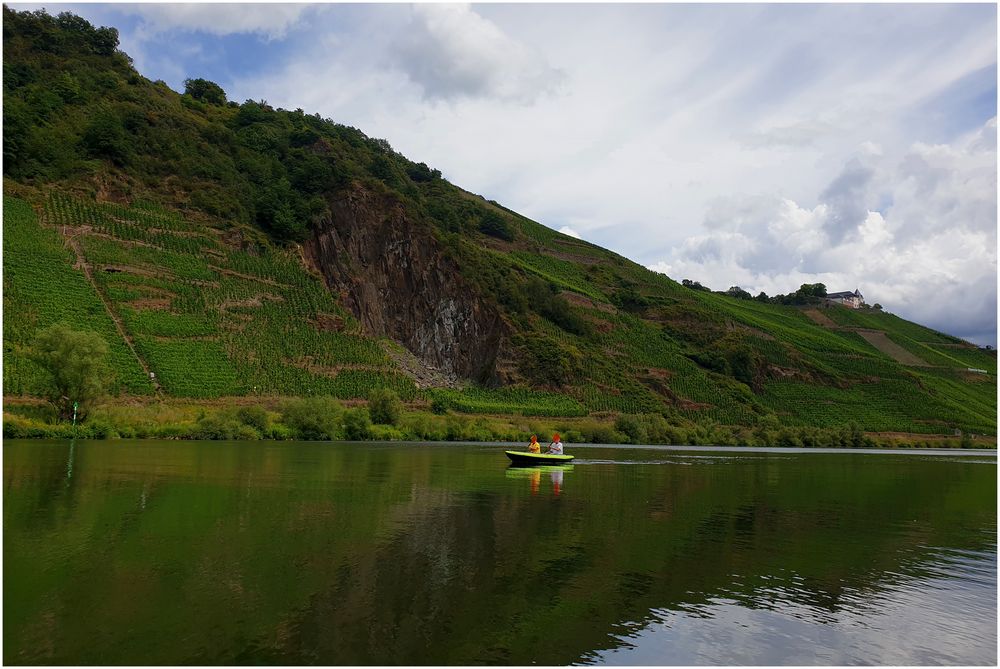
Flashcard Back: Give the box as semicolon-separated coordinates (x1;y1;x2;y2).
2;8;995;435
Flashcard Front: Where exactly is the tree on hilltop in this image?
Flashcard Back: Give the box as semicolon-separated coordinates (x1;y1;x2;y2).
796;283;827;298
184;78;227;105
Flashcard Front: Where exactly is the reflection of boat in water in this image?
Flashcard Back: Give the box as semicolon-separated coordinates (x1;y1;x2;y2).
505;450;575;466
504;464;575;478
506;463;573;496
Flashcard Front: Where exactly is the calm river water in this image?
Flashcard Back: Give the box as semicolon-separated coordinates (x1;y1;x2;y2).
3;440;996;665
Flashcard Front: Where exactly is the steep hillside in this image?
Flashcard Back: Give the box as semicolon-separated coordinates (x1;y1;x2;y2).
3;8;996;436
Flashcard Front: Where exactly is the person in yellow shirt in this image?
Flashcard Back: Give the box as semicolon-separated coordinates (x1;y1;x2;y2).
527;434;541;453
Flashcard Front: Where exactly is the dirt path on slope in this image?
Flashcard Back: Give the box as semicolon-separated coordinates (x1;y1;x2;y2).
855;330;930;366
803;309;838;328
63;231;163;394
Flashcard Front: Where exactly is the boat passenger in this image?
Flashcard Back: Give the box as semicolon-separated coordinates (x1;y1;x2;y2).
528;434;541;453
547;433;564;455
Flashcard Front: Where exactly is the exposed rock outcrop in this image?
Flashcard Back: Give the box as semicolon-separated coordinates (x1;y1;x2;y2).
305;185;509;384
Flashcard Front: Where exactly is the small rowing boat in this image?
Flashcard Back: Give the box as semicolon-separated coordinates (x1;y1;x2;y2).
505;450;575;466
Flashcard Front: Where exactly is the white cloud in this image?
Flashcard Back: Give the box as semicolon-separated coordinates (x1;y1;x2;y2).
122;3;312;39
558;226;581;239
860;141;884;157
390;4;563;102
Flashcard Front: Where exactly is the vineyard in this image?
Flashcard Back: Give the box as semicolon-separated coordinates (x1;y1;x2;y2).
0;194;419;400
2;197;153;395
5;187;995;435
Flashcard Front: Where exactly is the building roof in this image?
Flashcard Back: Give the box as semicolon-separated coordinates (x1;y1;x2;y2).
826;288;863;300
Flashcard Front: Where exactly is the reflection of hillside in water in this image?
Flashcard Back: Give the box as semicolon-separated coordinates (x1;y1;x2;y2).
229;449;995;664
3;441;996;665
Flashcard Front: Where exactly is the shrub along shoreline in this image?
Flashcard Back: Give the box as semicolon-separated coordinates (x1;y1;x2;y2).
3;395;993;449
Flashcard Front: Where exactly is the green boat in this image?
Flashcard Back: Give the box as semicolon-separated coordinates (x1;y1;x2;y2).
505;450;575;466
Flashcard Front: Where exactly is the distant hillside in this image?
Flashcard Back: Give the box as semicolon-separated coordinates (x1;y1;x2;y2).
3;7;996;436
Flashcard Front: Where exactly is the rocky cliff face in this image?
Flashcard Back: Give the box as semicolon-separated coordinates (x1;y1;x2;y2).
305;185;509;384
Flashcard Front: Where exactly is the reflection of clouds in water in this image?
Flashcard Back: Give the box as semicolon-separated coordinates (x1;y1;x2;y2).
581;547;997;665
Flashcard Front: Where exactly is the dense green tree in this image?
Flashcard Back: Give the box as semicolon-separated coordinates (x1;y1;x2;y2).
368;388;402;426
406;161;440;183
797;283;827;298
281;397;342;440
2;97;32;170
478;211;514;241
521;277;589;335
519;336;580;385
612;286;651;312
614;414;648;444
183;78;227;105
370;154;396;183
82;108;129;164
725;346;760;388
343;407;372;440
689;350;730;375
237;405;270;432
30;324;111;420
53;72;82;102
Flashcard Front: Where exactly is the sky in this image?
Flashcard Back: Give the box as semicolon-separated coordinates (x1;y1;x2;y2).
16;3;999;345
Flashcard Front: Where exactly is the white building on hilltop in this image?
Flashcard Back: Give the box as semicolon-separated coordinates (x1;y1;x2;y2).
826;289;864;309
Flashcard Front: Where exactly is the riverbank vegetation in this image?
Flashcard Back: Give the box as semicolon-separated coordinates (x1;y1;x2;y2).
3;396;991;449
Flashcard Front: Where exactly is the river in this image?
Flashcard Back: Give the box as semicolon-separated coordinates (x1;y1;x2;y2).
3;440;996;665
